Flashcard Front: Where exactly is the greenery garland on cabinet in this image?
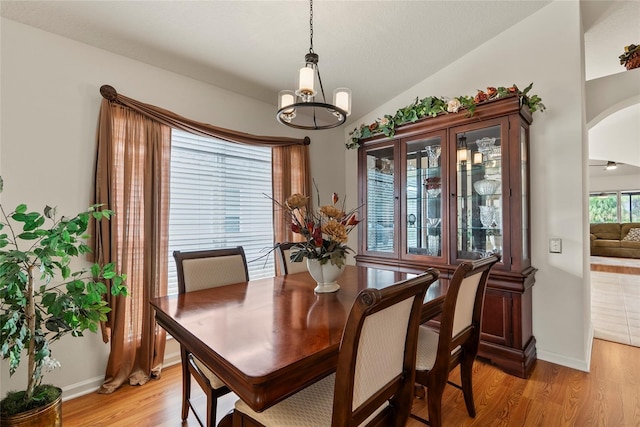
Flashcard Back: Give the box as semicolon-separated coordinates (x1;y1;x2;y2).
346;82;545;149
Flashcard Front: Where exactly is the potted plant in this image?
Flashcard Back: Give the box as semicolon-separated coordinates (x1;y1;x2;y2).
0;176;127;426
619;44;640;70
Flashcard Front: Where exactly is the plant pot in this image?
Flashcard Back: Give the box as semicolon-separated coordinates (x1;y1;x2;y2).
306;258;344;293
0;388;62;427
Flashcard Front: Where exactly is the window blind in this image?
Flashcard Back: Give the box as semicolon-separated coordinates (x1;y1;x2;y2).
168;129;274;295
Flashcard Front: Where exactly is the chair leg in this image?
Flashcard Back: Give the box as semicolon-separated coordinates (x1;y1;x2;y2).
414;384;426;399
206;390;217;427
460;356;476;417
180;347;191;421
426;380;446;427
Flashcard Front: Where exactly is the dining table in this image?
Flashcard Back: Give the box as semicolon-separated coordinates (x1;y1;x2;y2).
150;264;447;425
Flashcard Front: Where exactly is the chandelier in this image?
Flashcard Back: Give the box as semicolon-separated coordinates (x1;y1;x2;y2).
277;0;351;130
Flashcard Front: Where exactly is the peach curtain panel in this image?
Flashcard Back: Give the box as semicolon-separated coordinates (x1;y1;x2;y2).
98;85;309;148
94;100;170;393
94;86;310;393
272;145;312;246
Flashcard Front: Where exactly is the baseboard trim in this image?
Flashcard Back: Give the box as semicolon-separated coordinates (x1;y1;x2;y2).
61;376;105;402
537;346;590;372
61;340;182;402
584;324;594;373
163;349;181;367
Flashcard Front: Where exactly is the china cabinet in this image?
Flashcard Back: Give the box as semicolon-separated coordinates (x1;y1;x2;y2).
356;96;536;378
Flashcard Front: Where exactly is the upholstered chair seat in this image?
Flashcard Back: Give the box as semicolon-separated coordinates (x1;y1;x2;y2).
191;355;227;390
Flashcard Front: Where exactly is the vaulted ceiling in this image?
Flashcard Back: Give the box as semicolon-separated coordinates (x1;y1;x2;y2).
1;0;552;123
1;1;639;173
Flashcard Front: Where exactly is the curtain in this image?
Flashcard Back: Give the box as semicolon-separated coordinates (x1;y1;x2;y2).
272;144;312;245
94;85;310;392
94;100;171;392
98;85;308;148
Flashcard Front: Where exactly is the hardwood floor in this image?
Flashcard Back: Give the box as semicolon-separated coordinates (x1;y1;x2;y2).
62;339;640;426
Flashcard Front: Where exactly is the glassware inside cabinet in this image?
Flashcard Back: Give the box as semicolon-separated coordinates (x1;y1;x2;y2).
365;146;395;253
456;125;503;260
405;135;443;257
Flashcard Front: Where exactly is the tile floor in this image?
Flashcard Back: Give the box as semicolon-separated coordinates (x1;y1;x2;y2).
590;257;640;347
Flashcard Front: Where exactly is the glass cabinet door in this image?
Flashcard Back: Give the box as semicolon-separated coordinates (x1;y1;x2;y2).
517;124;531;270
404;134;445;259
364;145;396;253
454;123;504;262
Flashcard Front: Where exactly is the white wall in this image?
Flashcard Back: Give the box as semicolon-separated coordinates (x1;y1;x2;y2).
346;1;592;371
589;103;640;167
590;173;640;193
0;18;345;398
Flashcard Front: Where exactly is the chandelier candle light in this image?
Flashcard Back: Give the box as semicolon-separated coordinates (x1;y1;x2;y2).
277;0;351;130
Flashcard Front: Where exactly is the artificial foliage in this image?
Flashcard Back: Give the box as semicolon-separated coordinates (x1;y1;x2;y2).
619;44;640;66
346;83;545;149
0;176;127;417
272;186;360;267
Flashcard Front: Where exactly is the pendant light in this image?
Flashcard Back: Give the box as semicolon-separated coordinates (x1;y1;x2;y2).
277;0;351;130
457;134;469;163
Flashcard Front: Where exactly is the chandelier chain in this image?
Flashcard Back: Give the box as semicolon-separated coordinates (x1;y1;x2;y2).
309;0;314;53
276;0;348;130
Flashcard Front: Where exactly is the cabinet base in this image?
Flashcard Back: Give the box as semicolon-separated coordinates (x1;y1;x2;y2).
478;336;537;378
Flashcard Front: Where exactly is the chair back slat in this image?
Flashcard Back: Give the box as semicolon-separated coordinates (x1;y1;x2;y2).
182;255;247;292
436;254;500;361
274;242;308;276
174;247;249;294
452;272;483;337
353;297;414;409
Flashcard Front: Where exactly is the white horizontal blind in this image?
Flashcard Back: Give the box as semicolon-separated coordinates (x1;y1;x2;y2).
168;129;275;295
367;168;395;252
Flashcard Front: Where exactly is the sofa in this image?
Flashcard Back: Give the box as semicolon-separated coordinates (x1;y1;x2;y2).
590;222;640;258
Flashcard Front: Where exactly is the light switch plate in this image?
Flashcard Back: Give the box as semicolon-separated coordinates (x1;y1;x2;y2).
549;238;562;253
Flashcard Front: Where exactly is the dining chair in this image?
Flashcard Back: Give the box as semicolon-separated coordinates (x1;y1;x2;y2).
411;254;500;427
233;268;440;427
173;247;250;427
274;241;308;276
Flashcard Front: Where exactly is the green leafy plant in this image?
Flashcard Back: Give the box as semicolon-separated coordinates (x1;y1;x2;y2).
346;83;545;149
0;176;127;417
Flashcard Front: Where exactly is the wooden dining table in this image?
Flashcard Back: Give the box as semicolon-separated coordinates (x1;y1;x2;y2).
150;264;446;423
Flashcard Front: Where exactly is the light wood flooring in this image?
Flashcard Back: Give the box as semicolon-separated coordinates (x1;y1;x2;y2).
62;339;640;426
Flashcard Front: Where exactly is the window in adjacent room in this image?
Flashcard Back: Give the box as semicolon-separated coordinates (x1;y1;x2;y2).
589;192;618;223
620;191;640;222
167;129;274;295
589;190;640;223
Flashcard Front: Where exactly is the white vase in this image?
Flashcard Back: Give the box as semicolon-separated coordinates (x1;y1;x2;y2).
306;258;344;293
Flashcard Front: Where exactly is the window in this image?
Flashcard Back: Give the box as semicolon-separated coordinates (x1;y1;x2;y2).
589;190;640;223
589;192;618;223
620;191;640;222
167;129;274;295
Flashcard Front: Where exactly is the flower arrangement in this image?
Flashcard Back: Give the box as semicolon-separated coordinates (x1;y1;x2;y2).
276;190;360;268
619;44;640;70
346;82;545;149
